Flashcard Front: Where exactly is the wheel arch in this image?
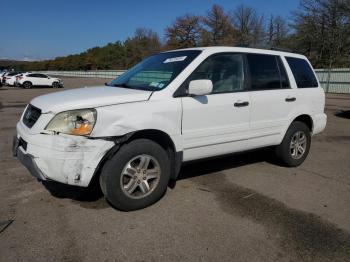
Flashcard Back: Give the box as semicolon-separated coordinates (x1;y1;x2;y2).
88;129;183;188
278;113;314;145
292;114;313;132
23;81;32;86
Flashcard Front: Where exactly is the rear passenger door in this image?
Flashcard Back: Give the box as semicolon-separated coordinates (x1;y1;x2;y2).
246;54;296;149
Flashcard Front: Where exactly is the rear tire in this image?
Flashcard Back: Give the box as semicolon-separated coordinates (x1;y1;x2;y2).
23;81;32;89
99;139;171;211
275;121;311;167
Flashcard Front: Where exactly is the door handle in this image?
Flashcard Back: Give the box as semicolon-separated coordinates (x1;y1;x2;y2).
234;101;249;107
285;97;296;102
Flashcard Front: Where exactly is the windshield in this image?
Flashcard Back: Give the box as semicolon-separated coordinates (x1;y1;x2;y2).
108;50;201;91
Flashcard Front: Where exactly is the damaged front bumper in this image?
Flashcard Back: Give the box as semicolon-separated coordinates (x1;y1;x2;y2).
13;137;47;181
13;121;115;187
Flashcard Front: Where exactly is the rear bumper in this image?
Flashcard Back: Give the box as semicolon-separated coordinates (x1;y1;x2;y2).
313;113;327;135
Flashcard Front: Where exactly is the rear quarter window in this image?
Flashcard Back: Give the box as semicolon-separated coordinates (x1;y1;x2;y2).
286;57;318;88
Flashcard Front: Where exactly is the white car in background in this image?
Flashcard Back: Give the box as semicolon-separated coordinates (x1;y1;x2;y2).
0;71;7;86
17;73;63;89
3;71;24;86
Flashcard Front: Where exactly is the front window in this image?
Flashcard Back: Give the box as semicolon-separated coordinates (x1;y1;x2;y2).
187;53;245;94
108;50;201;91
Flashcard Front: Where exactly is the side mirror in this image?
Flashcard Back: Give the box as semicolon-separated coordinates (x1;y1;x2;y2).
188;80;213;96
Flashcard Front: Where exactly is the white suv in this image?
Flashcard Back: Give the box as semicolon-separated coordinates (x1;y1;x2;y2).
17;73;63;88
13;47;327;211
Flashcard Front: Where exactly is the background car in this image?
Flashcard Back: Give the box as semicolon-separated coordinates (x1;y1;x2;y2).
0;71;7;87
3;71;24;86
17;73;63;88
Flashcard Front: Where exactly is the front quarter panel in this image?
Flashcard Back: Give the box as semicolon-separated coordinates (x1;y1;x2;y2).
92;98;183;151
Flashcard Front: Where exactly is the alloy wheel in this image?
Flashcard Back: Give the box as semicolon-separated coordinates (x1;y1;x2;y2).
120;154;161;199
290;131;307;159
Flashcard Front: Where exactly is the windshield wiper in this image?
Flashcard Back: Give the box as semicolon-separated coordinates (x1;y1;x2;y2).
112;83;134;89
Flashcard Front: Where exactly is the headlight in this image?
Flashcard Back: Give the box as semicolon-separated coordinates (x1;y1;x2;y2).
45;109;97;136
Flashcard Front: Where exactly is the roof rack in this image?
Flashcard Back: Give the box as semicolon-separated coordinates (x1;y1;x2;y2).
234;44;295;53
269;47;294;53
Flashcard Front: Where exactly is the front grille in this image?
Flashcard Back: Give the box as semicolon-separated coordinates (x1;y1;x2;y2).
22;104;41;128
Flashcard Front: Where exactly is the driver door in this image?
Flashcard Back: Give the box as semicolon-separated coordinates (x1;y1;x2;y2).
181;53;251;161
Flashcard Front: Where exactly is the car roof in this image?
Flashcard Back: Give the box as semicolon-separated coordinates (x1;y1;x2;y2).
165;46;307;59
7;72;22;75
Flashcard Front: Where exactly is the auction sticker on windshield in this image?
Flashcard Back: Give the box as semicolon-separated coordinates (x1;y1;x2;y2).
163;56;187;63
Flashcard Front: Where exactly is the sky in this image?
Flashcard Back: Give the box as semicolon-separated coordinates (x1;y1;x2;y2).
1;0;299;61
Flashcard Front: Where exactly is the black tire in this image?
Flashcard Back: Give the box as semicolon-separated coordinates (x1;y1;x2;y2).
275;121;311;167
23;81;32;89
99;139;171;211
52;82;60;88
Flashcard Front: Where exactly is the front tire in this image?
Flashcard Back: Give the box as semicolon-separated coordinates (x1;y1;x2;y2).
100;139;171;211
275;121;311;167
52;82;60;88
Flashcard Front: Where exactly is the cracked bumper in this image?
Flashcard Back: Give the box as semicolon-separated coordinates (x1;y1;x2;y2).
14;122;115;187
13;137;47;181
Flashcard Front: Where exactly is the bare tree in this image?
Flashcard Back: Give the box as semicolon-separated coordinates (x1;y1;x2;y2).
267;15;289;47
231;5;265;46
201;4;236;45
165;14;202;48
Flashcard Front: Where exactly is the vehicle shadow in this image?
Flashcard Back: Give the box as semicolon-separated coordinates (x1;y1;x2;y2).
335;110;350;119
42;174;103;202
42;147;278;205
174;147;278;183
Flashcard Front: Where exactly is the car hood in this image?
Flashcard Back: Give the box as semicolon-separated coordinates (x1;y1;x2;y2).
30;86;153;113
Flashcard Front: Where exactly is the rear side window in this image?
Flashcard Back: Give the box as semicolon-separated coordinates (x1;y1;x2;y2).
37;74;48;78
247;54;289;90
286;57;318;88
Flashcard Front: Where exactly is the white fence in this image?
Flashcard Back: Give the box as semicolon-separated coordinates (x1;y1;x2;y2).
37;70;125;79
38;69;350;94
314;69;350;94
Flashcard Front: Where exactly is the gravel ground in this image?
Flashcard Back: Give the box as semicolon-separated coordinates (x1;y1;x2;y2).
0;77;349;262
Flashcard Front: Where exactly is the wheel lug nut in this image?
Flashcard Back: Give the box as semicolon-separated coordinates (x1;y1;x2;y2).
137;180;141;184
143;177;146;180
143;170;146;174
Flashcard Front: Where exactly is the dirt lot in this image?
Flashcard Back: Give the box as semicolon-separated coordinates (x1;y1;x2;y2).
0;78;349;262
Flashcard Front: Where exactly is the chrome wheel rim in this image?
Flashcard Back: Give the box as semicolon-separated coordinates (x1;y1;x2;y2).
290;131;307;159
120;154;161;199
